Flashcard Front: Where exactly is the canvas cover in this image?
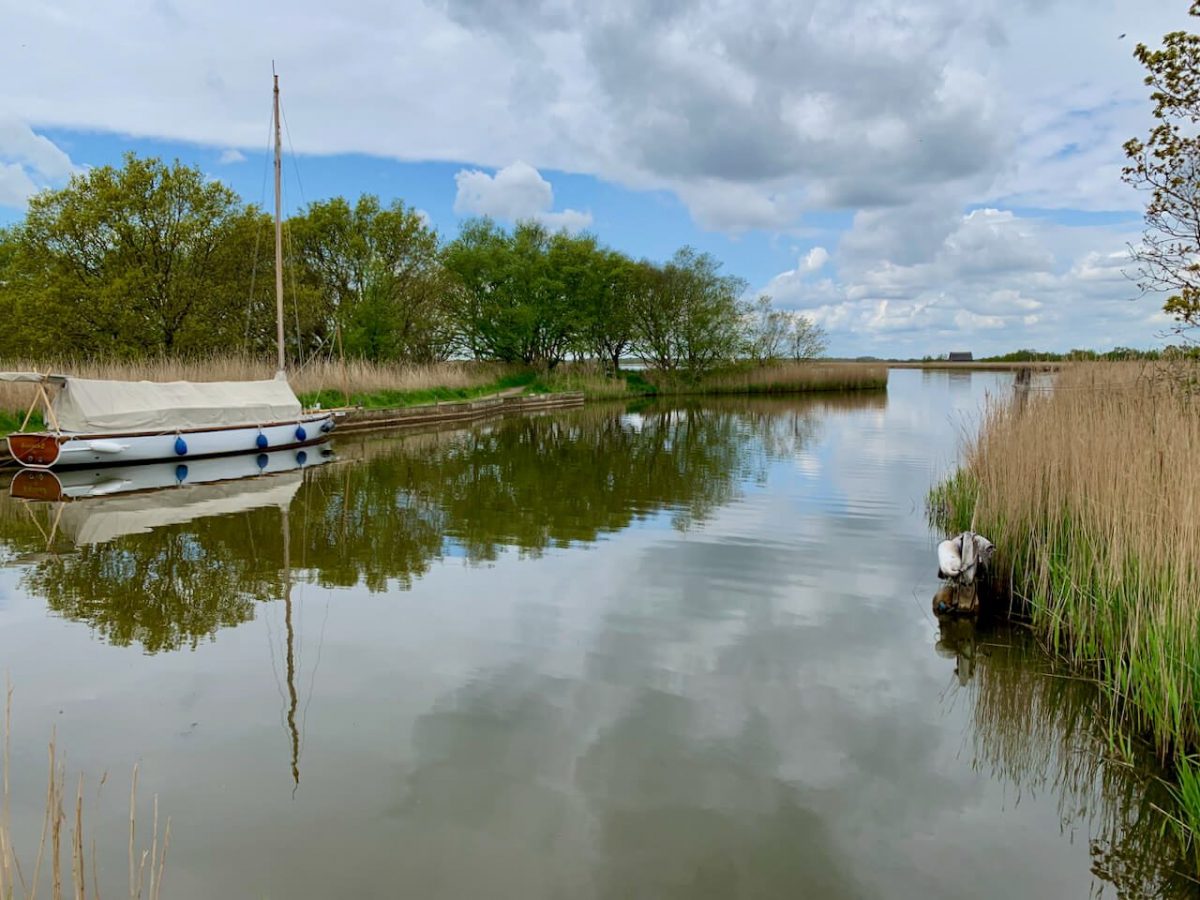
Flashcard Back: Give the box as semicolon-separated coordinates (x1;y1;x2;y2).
50;375;303;433
0;372;64;384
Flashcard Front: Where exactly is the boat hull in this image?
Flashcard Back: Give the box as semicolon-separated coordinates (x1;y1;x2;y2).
7;413;335;470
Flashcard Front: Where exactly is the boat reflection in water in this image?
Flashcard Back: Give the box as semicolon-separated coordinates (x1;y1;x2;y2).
11;445;332;543
10;444;332;789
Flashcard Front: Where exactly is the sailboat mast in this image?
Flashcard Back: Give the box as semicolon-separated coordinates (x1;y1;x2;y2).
273;72;286;374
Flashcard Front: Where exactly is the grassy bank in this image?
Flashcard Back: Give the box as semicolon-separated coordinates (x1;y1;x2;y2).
299;369;536;410
930;361;1200;864
535;361;888;399
0;357;885;439
0;358;529;435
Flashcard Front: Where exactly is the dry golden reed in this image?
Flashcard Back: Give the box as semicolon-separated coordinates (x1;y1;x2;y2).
938;361;1200;753
1;684;170;900
677;361;888;394
934;361;1200;867
538;360;888;399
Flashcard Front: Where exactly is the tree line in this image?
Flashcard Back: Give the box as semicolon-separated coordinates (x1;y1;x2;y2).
0;154;826;376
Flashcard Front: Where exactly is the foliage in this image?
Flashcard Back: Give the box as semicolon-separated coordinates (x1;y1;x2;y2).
1123;2;1200;332
980;346;1200;362
289;195;454;362
785;310;828;361
576;252;648;373
742;294;791;363
442;219;579;367
0;153;828;379
0;154;264;358
629;247;748;377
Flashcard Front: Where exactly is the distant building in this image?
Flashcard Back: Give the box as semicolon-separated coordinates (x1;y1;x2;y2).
948;351;973;362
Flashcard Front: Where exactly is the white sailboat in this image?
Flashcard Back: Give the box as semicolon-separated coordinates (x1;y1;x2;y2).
4;73;336;470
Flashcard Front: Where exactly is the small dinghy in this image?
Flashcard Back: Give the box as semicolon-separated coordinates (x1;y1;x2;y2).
937;531;994;585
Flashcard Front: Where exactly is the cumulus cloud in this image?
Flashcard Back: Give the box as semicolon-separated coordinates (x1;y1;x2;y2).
218;148;247;164
0;0;1187;230
0;163;40;208
759;246;834;309
0;117;77;208
800;247;829;274
763;209;1157;357
453;161;592;232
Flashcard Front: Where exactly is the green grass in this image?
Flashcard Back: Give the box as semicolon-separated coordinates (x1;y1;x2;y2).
299;370;538;410
528;369;657;399
1164;756;1200;872
0;409;43;437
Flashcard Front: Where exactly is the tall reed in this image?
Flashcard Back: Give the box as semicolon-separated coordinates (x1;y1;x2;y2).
933;361;1200;864
0;684;170;899
676;361;888;394
536;361;888;399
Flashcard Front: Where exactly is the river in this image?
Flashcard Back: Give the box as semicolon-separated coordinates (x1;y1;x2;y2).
0;369;1190;898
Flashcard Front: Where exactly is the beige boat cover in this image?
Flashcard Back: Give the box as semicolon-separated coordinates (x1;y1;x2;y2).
50;375;302;433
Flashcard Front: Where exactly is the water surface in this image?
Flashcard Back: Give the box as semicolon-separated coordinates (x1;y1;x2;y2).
0;370;1189;898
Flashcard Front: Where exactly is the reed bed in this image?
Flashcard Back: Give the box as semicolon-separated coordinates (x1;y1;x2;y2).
537;361;888;400
1;685;170;899
932;361;1200;864
677;361;888;395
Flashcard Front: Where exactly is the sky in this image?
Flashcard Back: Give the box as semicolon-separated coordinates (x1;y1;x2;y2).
0;0;1192;357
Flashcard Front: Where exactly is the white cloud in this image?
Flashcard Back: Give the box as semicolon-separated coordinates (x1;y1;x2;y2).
760;246;834;309
0;162;40;208
453;161;592;233
800;247;829;274
218;148;246;164
762;208;1162;357
0;0;1188;231
0;117;78;208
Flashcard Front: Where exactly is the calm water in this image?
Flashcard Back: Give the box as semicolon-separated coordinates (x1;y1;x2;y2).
0;370;1190;898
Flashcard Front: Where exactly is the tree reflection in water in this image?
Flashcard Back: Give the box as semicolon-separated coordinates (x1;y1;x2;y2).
0;398;846;652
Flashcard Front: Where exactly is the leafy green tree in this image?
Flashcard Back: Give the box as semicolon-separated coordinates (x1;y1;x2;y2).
289;195;453;362
443;218;578;367
742;294;790;364
631;247;748;377
785;311;828;360
1123;2;1200;332
579;254;652;372
0;153;258;358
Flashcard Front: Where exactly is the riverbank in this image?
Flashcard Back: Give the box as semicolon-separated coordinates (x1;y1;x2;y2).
930;361;1200;865
533;361;888;400
887;360;1063;371
0;358;887;439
